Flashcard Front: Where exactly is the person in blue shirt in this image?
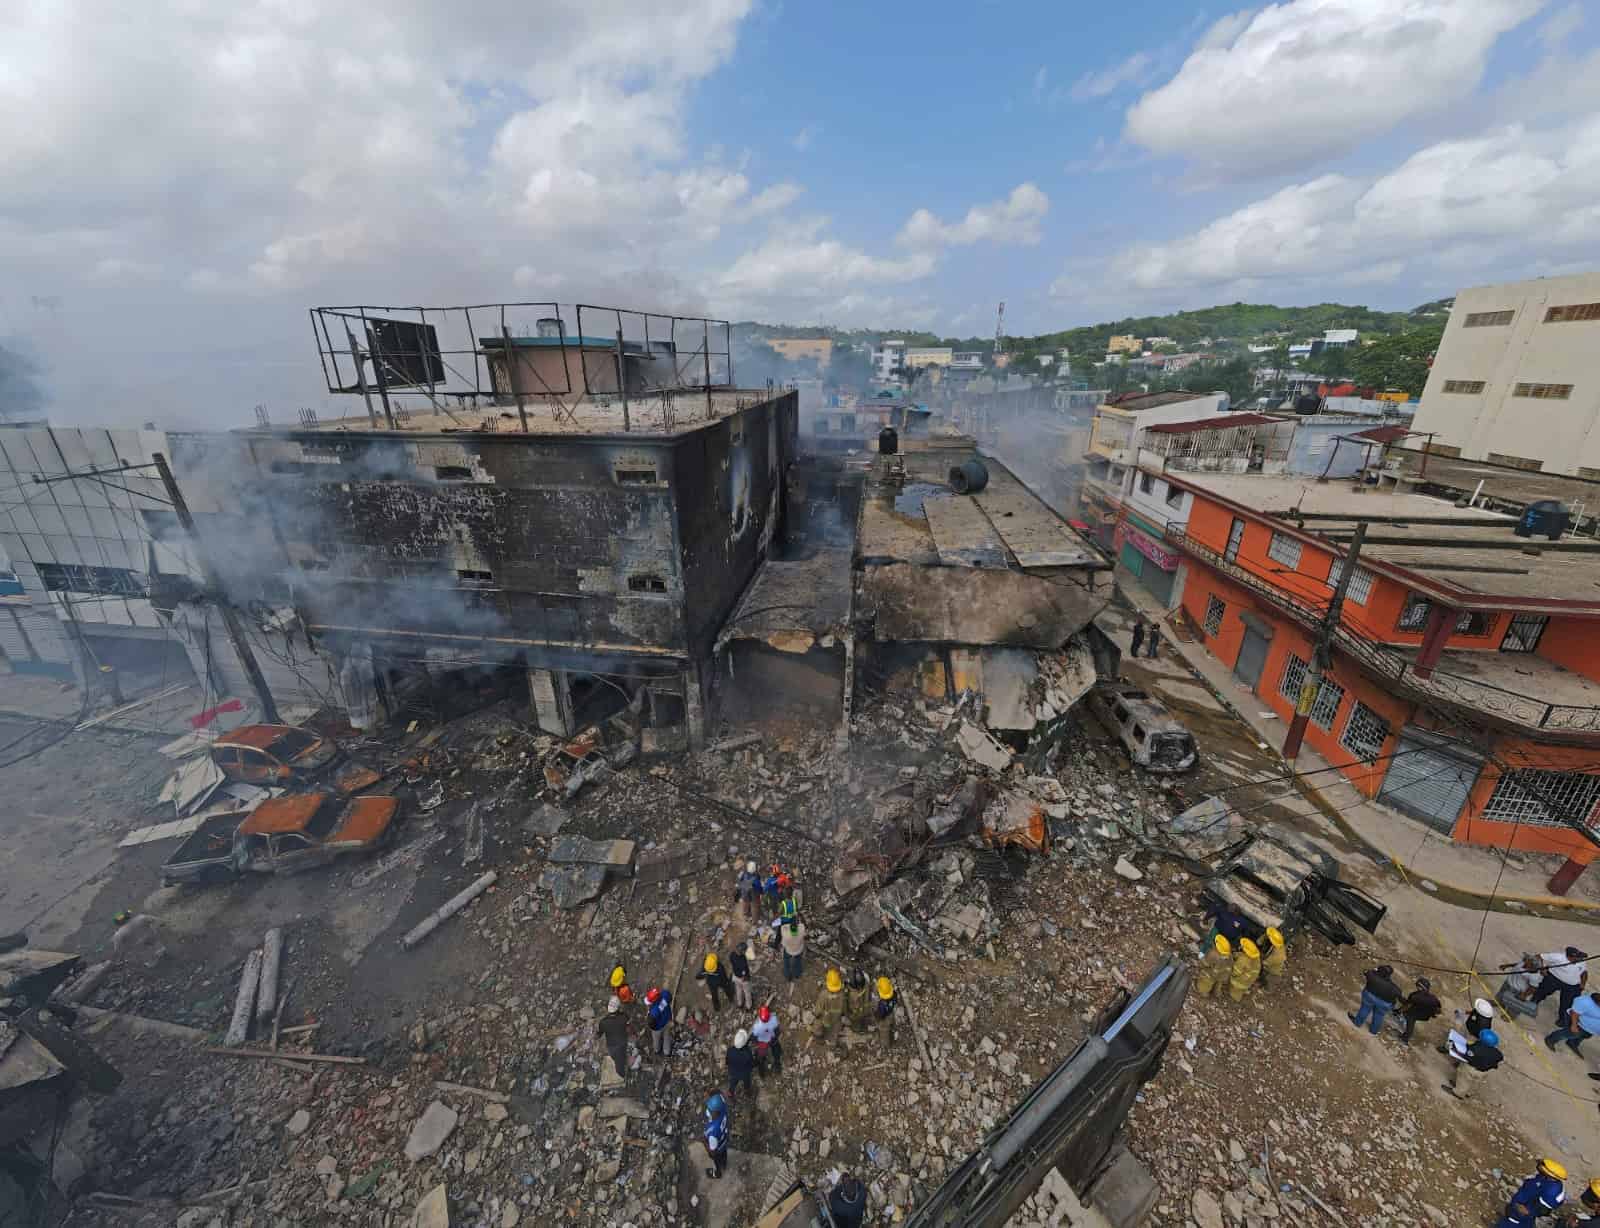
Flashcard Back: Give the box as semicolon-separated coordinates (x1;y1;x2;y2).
645;986;673;1058
703;1092;730;1180
760;869;782;919
1497;1158;1566;1228
1546;992;1600;1055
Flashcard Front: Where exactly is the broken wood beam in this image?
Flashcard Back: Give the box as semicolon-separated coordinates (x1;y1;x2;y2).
207;1046;365;1065
896;985;935;1072
707;733;761;753
224;948;263;1048
256;927;284;1028
403;871;497;949
76;1006;209;1043
435;1080;510;1103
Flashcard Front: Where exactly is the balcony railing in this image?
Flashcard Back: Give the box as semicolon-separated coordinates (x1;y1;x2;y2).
1164;526;1600;737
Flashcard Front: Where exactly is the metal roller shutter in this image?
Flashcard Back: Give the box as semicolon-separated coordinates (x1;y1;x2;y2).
1379;728;1483;834
0;609;32;662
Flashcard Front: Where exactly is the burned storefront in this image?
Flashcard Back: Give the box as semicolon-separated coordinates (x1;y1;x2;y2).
161;303;798;748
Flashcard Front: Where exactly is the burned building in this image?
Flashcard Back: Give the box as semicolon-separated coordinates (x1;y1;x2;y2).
162;304;797;746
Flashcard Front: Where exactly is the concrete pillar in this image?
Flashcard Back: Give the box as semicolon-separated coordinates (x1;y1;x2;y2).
1549;855;1593;896
683;665;707;749
528;667;575;737
1412;604;1455;680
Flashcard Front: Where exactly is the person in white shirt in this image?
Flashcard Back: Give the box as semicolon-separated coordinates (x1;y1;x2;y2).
1532;946;1589;1021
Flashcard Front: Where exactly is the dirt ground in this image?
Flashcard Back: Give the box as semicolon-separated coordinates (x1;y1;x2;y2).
1;628;1593;1227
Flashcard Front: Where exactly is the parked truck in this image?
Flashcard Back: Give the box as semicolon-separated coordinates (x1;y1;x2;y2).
161;792;402;886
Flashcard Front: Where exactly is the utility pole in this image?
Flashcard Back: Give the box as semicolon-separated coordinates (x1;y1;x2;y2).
151;453;281;724
1283;520;1367;761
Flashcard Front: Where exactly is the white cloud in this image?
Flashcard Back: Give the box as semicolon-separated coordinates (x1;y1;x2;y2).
1070;51;1153;101
1088;115;1600;297
719;227;937;298
897;183;1050;249
747;183;804;215
1032;66;1049;103
791;124;819;151
1125;0;1545;173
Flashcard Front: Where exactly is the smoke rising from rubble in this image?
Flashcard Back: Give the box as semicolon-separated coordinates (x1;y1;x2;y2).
980;401;1088;515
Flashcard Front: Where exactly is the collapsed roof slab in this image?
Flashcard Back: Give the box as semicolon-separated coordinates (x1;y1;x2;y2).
858;562;1107;648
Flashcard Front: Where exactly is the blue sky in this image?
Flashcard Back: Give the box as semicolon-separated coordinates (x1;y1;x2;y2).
2;0;1599;420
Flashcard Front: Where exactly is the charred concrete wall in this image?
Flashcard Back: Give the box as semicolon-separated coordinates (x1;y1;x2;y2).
167;390;796;671
674;391;798;659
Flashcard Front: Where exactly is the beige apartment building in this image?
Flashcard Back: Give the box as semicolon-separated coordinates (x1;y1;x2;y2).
1413;272;1600;477
768;337;834;366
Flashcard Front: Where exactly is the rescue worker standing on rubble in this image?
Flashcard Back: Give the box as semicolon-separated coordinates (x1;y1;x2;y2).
610;964;633;1008
844;969;872;1031
735;860;760;921
781;919;807;986
728;941;754;1010
761;866;782;919
1258;927;1287;989
1200;900;1248;953
1196;935;1231;997
1228;936;1261;1001
813;968;846;1045
1396;976;1441;1045
703;1092;731;1180
645;986;673;1057
697;953;733;1013
828;1173;868;1228
752;1004;783;1075
875;977;898;1048
726;1028;756;1100
1348;964;1402;1035
1497;1158;1566;1228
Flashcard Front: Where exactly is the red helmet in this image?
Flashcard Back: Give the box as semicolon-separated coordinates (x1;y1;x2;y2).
758;1006;771;1022
644;987;661;1005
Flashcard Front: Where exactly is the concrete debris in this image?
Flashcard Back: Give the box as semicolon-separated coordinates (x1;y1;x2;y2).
707;733;762;753
224;949;262;1048
981;792;1047;853
402;871;498;949
1113;856;1143;881
538;863;609;910
955;722;1011;771
286;1109;311;1137
256;927;283;1027
404;1101;459;1163
411;1184;450;1228
633;842;714;887
525;804;568;837
547;836;636;876
596;1097;648;1121
110;915;166;968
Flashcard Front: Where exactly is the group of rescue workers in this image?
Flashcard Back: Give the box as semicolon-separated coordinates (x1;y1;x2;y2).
592;861;887;1223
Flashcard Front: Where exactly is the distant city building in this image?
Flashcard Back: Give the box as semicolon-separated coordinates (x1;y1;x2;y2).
1411;270;1600;477
768;337;834;366
1107;334;1142;354
1322;328;1359;348
871;339;907;382
904;347;954;369
949;352;985;371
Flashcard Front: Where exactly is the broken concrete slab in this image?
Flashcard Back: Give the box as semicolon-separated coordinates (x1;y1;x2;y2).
1113;857;1144;882
411;1184;450;1228
841;878;921;949
548;835;636;877
538;864;608;910
634;843;713;887
595;1096;648;1120
956;722;1011;771
404;1101;459;1162
525;804;568;837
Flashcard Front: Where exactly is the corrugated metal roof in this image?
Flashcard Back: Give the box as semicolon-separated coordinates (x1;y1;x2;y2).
1144;413;1281;435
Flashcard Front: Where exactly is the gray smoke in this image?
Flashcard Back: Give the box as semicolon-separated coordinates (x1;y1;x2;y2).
0;341;45;423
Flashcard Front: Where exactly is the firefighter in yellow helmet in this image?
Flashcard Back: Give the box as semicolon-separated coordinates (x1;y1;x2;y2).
874;976;898;1048
1196;934;1231;997
1554;1176;1600;1227
812;967;846;1045
610;963;634;1006
1259;927;1287;988
1228;937;1262;1001
695;952;733;1013
843;968;873;1032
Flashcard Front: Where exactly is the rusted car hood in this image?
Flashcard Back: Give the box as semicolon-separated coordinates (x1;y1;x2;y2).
330;761;383;794
328;795;400;846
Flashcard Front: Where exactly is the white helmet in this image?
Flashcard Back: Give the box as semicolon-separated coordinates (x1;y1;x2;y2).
746;860;757;874
607;995;621;1014
734;1029;750;1048
1473;998;1494;1018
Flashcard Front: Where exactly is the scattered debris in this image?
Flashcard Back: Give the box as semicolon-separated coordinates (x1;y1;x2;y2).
402;872;498;949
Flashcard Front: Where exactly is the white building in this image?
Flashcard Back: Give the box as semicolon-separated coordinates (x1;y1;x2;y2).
1322;328;1359;348
1411;271;1600;477
872;339;906;382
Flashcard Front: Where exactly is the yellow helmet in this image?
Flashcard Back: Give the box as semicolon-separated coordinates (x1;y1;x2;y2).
1239;938;1260;959
877;976;894;1001
1588;1177;1600;1201
610;965;626;988
826;968;843;993
1265;927;1284;949
1213;935;1231;956
1540;1158;1569;1181
703;954;719;974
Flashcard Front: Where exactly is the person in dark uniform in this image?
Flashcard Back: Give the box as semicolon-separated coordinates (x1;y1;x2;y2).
1130;620;1146;658
828;1173;868;1228
1555;1177;1600;1226
1396;976;1441;1044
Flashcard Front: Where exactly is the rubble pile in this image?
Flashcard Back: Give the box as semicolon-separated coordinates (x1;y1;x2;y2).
52;691;1539;1227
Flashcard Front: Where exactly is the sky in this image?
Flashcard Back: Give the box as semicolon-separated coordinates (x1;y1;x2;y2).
2;0;1599;424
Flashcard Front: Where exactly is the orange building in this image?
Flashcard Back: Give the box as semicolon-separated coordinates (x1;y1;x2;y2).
1157;471;1600;893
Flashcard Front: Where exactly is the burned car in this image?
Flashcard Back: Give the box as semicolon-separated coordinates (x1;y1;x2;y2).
1088;684;1198;773
210;724;380;794
1161;796;1385;945
162;791;402;885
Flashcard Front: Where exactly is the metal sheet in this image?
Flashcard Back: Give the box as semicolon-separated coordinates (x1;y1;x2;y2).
972;488;1098;569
